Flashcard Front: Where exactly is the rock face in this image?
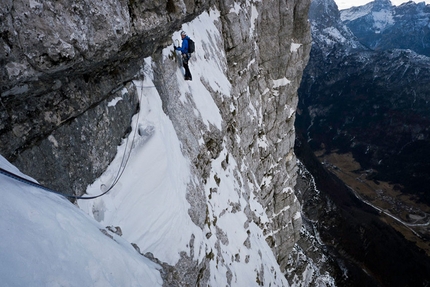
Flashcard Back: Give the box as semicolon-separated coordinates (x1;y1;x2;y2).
0;0;311;284
216;0;311;270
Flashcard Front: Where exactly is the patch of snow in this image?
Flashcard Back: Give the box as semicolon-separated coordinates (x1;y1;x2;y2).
290;42;302;52
322;27;348;44
48;134;59;148
230;2;241;14
248;101;258;119
261;175;273;187
248;58;256;69
372;10;394;30
340;4;372;21
273;77;291;88
285;105;296;119
250;4;259;36
108;96;123;107
257;134;269;149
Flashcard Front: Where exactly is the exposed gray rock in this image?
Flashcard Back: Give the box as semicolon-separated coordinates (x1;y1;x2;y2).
142;250;211;287
12;82;138;196
216;0;311;271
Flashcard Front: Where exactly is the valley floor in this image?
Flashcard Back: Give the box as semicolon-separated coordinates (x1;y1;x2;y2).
315;150;430;256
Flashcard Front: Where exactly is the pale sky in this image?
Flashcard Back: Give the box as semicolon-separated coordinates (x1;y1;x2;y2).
335;0;430;10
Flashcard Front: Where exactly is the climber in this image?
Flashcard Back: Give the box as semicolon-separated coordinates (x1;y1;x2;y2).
174;31;192;81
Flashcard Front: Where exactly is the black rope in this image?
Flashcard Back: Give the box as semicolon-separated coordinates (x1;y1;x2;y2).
1;81;149;200
0;167;86;199
94;81;144;198
134;85;156;89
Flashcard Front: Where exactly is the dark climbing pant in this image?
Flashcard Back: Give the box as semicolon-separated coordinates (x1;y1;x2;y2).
182;54;192;80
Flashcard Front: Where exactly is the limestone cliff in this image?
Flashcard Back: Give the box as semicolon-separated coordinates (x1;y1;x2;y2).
1;0;311;284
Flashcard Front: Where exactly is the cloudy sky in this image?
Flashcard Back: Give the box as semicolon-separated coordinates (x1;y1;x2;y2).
335;0;430;10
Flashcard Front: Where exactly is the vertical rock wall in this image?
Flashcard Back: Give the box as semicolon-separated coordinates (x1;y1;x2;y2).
218;0;311;268
151;0;311;274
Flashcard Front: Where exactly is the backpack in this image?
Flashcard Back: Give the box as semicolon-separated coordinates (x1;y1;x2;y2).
187;38;195;53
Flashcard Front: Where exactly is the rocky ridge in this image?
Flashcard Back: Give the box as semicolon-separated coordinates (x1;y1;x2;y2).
340;0;430;56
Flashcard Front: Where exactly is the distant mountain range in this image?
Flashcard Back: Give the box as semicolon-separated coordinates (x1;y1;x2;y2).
294;0;430;285
341;0;430;56
298;0;430;204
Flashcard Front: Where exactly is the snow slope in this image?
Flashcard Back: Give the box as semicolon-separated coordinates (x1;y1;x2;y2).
0;156;162;287
340;1;394;31
80;74;203;265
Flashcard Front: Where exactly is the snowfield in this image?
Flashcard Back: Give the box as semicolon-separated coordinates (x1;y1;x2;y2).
0;156;162;287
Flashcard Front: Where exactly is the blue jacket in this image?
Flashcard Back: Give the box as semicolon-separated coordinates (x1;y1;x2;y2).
176;36;190;54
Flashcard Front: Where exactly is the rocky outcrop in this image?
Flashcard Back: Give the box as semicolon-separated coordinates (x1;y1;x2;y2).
1;0;311;284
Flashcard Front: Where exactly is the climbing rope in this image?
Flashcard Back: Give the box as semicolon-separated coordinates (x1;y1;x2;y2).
1;80;153;200
96;80;146;198
0;166;110;200
134;85;156;89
